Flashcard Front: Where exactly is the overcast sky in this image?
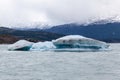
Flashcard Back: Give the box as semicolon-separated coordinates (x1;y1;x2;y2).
0;0;120;27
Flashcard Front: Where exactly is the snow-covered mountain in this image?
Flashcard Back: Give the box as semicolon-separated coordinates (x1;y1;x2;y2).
0;27;64;43
3;19;120;42
11;22;51;30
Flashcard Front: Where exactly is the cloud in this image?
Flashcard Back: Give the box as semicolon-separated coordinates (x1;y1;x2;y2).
0;0;120;27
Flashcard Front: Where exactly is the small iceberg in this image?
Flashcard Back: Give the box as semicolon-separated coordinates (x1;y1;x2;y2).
52;35;109;49
8;40;33;51
30;41;56;51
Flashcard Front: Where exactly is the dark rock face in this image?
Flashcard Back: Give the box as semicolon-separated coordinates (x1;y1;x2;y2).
0;34;19;44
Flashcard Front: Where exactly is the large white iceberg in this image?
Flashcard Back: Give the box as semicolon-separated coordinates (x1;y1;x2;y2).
8;35;109;51
8;40;34;51
52;35;109;49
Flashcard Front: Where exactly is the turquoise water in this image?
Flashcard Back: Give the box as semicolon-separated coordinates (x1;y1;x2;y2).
0;44;120;80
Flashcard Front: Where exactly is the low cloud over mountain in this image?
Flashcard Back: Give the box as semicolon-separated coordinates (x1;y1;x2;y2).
1;0;120;28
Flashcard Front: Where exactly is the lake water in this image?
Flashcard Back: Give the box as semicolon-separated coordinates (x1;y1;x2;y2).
0;43;120;80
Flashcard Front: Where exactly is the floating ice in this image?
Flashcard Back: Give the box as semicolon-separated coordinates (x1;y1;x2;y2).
8;40;34;51
52;35;109;49
8;35;109;52
30;41;56;51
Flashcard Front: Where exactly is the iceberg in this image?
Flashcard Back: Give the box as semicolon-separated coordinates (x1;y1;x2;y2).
8;40;34;51
8;35;109;52
30;41;56;51
52;35;109;49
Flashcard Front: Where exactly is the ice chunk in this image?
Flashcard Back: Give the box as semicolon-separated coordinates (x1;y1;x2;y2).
30;41;56;51
52;35;109;49
8;40;34;51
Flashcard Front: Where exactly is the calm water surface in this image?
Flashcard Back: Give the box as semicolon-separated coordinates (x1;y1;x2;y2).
0;44;120;80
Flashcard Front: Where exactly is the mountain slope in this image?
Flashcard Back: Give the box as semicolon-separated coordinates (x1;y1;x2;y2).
0;34;18;44
0;27;64;43
43;23;120;42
